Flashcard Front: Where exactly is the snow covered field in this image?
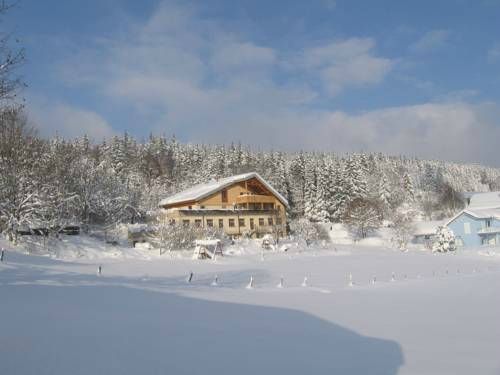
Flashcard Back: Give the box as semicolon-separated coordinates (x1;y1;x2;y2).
1;236;500;375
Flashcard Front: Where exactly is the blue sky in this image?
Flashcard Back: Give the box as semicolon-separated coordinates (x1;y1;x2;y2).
5;0;500;165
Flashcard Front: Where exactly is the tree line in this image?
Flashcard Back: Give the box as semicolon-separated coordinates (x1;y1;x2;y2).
2;107;500;243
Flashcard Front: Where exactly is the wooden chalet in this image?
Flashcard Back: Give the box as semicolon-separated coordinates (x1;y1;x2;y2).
159;172;288;238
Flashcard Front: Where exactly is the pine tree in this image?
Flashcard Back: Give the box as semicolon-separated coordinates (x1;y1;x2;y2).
314;160;330;222
402;172;415;201
432;226;456;252
303;162;317;221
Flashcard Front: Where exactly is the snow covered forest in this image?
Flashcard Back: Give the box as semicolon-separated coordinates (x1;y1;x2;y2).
2;106;500;242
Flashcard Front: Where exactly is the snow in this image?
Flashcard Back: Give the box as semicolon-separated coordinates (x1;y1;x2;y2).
467;191;500;209
329;223;352;244
413;220;445;236
445;207;500;227
195;239;221;246
158;172;289;208
463;207;500;220
1;235;500;374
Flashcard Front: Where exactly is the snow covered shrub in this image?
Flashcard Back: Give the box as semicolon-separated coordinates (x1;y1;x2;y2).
147;223;199;253
344;198;382;240
289;218;329;246
147;220;228;254
389;210;416;251
432;226;456;253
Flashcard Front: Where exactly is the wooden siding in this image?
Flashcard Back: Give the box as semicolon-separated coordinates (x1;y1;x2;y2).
161;176;287;237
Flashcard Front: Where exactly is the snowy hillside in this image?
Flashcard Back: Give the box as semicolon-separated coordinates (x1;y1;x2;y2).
3;124;500;246
1;235;500;375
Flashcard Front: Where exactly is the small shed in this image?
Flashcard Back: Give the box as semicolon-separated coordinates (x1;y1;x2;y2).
412;221;444;248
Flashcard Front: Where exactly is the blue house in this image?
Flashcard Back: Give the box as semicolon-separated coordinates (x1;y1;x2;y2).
446;192;500;248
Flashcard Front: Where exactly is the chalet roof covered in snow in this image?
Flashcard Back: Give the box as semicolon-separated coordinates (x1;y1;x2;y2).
467;191;500;209
159;172;289;208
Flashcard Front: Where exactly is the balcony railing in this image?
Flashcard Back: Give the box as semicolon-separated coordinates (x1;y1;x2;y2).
235;194;276;205
477;227;500;234
176;207;280;215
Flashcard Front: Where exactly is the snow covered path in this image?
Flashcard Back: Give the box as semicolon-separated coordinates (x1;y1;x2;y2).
1;244;500;374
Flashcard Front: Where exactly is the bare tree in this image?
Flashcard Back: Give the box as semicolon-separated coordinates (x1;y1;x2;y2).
0;109;39;243
0;2;25;104
344;198;382;240
390;210;416;251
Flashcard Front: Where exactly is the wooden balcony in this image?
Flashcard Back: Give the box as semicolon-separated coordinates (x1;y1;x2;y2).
235;194;276;205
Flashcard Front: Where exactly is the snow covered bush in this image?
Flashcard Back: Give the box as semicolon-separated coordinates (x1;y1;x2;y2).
147;221;228;254
289;218;329;246
389;209;416;251
432;226;456;253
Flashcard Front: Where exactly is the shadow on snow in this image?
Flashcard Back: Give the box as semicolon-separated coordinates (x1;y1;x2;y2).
1;253;404;375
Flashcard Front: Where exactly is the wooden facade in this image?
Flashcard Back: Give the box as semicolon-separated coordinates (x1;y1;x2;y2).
159;175;287;238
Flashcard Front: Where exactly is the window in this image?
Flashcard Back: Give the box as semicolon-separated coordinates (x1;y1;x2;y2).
486;220;491;228
206;219;213;227
218;219;224;228
276;217;282;225
221;189;228;203
169;219;176;225
200;205;205;209
182;219;190;226
464;222;471;234
259;218;265;226
239;218;245;227
194;219;202;227
250;218;254;230
268;217;273;226
188;206;192;210
228;219;235;227
263;203;274;210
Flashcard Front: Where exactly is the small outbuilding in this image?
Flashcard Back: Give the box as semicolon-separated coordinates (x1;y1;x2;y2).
412;220;444;249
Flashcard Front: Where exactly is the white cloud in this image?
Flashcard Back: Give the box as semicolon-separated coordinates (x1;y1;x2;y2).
28;98;116;140
195;101;500;167
302;38;394;95
211;41;276;71
409;30;451;54
299;102;500;166
45;1;500;166
322;0;337;10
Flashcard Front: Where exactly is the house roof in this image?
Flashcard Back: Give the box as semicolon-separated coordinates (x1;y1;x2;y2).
445;207;500;226
464;207;500;220
159;172;289;208
445;191;500;227
467;191;500;209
